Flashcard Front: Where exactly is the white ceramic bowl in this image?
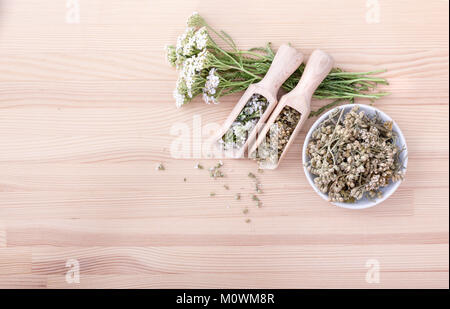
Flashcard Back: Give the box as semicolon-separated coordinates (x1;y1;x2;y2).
302;104;408;209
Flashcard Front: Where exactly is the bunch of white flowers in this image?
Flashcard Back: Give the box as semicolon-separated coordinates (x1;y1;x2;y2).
166;13;389;115
167;26;217;107
166;13;226;108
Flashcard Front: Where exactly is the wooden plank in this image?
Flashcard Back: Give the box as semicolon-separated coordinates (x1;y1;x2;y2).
32;245;449;275
0;275;47;289
45;272;449;289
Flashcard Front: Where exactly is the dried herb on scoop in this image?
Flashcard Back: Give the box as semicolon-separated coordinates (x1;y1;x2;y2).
251;106;301;166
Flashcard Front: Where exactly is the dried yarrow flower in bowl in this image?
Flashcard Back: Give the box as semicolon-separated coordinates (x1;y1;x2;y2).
302;104;407;209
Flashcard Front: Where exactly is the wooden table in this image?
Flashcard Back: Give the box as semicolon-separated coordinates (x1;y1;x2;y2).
0;0;448;289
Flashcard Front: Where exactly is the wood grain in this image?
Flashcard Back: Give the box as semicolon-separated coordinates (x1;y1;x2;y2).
0;0;448;289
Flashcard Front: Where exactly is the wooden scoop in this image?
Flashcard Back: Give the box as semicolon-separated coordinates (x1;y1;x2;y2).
249;49;334;169
215;44;304;158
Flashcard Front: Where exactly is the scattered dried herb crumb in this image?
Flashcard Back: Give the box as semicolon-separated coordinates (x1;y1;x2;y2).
210;167;224;179
243;208;249;214
224;185;229;190
235;193;241;200
209;192;216;197
245;219;251;223
183;177;187;182
209;162;225;179
194;163;203;169
252;194;259;201
156;163;165;170
248;172;256;179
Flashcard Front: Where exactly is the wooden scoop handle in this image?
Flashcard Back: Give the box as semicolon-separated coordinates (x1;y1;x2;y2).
249;50;334;169
291;49;334;100
257;44;304;95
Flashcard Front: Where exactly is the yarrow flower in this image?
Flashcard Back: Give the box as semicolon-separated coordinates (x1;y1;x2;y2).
186;12;206;28
172;50;217;108
165;45;177;67
193;27;210;50
176;27;196;56
173;87;186;108
166;13;388;111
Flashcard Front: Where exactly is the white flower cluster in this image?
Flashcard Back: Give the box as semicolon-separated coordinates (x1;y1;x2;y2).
202;68;220;104
172;47;213;108
176;27;196;58
305;106;404;203
176;27;209;58
193;27;209;50
167;13;220;108
221;94;269;151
